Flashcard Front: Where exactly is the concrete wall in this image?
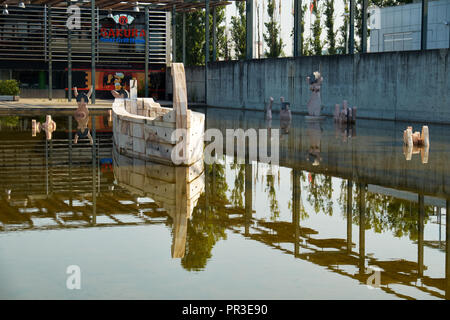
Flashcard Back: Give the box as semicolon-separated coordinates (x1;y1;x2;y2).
166;66;206;103
201;49;449;123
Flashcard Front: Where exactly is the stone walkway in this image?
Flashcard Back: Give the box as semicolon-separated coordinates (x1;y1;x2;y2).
0;98;204;115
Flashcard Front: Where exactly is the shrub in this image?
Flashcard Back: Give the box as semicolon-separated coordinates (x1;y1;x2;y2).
0;79;20;96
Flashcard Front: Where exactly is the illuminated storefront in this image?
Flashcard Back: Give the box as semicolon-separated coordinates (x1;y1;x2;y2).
0;3;169;99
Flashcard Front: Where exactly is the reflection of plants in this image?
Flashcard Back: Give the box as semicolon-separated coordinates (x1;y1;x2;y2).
179;161;229;271
266;171;280;221
337;180;432;241
181;206;227;271
290;170;309;220
0;116;19;128
304;172;333;216
230;159;245;208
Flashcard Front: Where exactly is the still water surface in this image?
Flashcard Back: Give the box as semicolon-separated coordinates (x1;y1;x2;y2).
0;109;449;300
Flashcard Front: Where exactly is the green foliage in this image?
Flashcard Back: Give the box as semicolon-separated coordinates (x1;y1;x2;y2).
266;172;280;221
175;10;206;66
230;2;246;60
0;79;20;96
337;0;349;54
0;116;19;127
181;162;229;271
324;0;337;55
230;160;245;208
311;1;323;55
263;0;284;58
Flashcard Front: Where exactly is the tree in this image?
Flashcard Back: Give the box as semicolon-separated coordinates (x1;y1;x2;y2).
263;0;284;58
209;6;228;61
230;2;246;60
324;0;336;54
291;3;310;55
175;10;205;65
175;6;229;65
337;0;349;54
311;0;323;55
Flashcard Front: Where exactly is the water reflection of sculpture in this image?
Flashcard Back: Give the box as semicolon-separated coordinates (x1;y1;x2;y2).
73;87;93;145
113;149;205;259
305;119;322;166
403;126;430;164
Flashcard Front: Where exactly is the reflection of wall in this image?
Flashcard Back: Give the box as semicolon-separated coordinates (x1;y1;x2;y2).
113;149;205;258
205;109;450;198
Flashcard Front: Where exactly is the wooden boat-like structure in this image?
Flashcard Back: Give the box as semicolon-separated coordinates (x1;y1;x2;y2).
113;148;205;258
112;63;204;165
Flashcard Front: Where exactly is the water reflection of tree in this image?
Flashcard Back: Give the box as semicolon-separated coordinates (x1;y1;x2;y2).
230;159;245;208
266;170;280;221
0;116;19;129
180;162;229;271
338;180;433;241
304;173;333;216
289;170;309;220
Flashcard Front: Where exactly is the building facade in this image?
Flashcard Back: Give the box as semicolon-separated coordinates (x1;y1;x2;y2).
369;0;450;52
0;4;170;99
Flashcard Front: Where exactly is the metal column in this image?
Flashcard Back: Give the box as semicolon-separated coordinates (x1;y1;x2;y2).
293;0;302;57
91;0;96;104
145;6;149;97
418;194;425;277
349;0;355;54
347;180;353;253
67;0;72;102
359;183;366;274
246;0;253;59
205;0;210;103
91;116;97;225
48;6;53;101
182;12;186;64
244;164;253;236
212;6;217;61
421;0;428;50
293;169;301;256
361;0;368;53
172;5;176;62
446;200;450;299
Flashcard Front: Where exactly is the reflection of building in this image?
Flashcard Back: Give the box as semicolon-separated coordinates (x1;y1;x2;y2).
113;149;205;258
369;0;450;52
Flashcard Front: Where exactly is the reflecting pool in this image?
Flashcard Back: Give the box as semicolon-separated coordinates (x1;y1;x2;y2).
0;109;449;300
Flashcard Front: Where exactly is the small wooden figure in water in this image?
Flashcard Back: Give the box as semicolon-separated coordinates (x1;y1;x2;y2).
403;126;429;147
403;126;429;164
334;100;357;124
306;71;323;117
32;115;56;140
